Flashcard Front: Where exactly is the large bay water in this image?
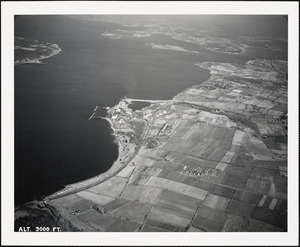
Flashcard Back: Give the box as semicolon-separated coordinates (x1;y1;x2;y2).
14;15;286;205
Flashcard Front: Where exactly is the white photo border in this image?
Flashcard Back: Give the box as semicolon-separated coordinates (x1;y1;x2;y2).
1;1;299;246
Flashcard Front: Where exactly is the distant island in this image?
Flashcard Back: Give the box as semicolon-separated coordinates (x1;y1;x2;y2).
15;37;62;65
145;43;199;53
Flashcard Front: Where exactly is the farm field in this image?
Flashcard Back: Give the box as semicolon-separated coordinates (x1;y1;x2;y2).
45;58;287;232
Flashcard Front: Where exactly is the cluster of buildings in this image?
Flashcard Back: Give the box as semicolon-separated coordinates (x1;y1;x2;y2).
181;165;220;179
92;204;107;215
107;100;134;126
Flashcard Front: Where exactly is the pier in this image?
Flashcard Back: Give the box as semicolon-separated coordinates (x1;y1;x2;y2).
89;106;107;120
88;112;96;120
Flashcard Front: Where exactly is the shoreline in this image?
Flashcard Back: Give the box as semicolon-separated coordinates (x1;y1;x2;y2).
30;59;254;202
20;58;286;203
43;117;129;201
14;57;288;232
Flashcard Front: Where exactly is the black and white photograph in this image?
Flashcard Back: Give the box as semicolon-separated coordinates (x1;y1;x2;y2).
1;1;299;246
